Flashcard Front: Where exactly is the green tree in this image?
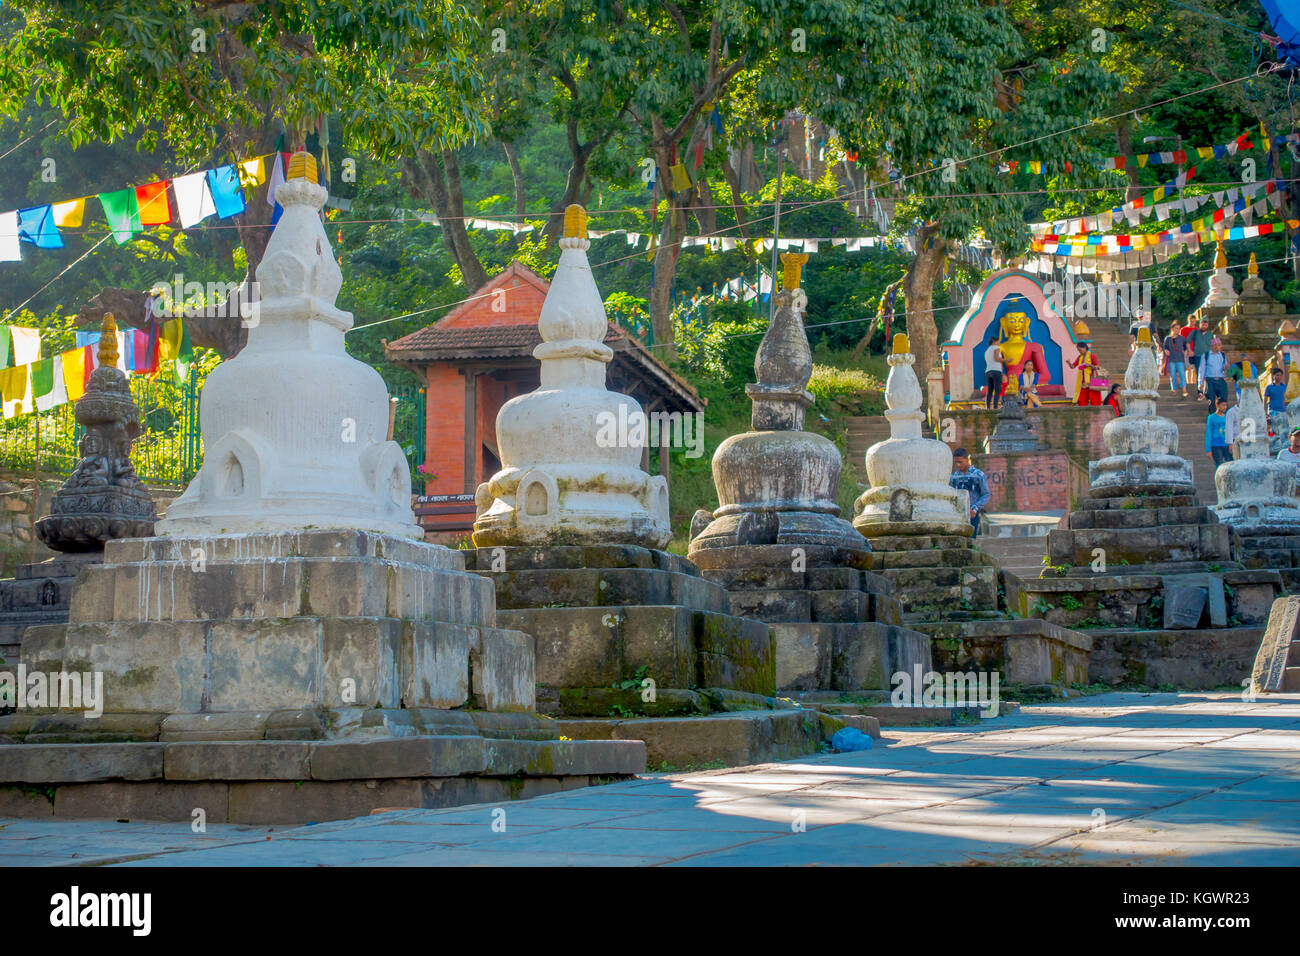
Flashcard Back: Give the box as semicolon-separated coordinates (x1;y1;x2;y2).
0;0;484;354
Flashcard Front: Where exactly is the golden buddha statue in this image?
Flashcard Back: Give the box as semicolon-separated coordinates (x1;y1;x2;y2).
996;310;1048;396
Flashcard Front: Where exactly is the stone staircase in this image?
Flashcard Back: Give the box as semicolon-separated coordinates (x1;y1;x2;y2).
978;534;1050;575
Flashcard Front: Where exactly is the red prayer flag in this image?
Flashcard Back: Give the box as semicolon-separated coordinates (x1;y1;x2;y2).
135;180;173;226
82;345;95;387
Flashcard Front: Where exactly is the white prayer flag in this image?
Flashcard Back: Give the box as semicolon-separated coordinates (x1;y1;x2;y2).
34;358;66;413
0;210;20;262
173;171;217;228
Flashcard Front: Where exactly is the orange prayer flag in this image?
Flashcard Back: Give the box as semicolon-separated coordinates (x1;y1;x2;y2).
135;181;173;226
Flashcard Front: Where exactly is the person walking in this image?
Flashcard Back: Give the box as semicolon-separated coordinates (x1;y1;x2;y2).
1189;318;1214;396
983;338;1003;410
950;447;991;536
1206;398;1233;468
1199;338;1229;410
1069;340;1098;405
1265;366;1289;416
1163;321;1188;398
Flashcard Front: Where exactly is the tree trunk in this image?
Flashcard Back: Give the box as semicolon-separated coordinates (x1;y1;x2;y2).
541;145;591;247
718;152;754;259
649;175;687;359
694;176;717;235
502;140;527;221
1115;120;1142;203
404;149;489;293
903;223;948;402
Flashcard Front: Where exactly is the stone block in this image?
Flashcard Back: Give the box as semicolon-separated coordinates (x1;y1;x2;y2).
163;741;312;780
484;738;645;776
23;713;164;744
727;588;811;622
1089;626;1263;689
1;743;164;783
810;589;868;623
694;612;775;695
308;736;489;780
160;712;270;741
556;686;710;717
265;708;329;740
53;781;229;822
397;620;472;710
207;617;326;712
1163;585;1208;629
771;622;832;690
471;626;535;712
227;779;425;825
609;710;818;767
469;544;694;574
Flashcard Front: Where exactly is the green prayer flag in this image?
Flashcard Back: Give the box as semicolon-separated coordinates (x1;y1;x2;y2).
30;358;54;397
174;320;194;385
99;188;143;244
0;328;9;368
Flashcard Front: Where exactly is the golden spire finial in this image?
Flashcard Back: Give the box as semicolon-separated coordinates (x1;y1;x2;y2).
98;313;119;368
892;332;910;355
780;252;809;292
286;150;318;184
563;204;588;239
1249;252;1259;276
1214;235;1227;269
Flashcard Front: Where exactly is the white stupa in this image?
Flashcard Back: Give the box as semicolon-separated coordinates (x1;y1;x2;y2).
157;152;421;538
853;333;970;537
1202;237;1239;309
1215;373;1300;531
472;205;670;547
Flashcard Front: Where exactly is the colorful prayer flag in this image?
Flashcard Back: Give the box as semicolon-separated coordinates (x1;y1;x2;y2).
173;171;217;228
0;210;21;262
99;187;143;244
17;205;63;248
205;165;247;219
52;198;86;228
135;181;173;226
61;349;86;402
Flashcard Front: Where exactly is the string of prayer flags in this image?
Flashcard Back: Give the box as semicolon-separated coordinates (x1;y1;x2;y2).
17;206;63;249
99;187;143;244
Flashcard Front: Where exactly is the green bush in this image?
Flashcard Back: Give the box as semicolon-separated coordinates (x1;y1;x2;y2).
807;363;885;417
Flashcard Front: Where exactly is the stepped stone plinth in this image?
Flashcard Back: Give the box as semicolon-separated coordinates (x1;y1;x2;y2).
850;335;1089;689
688;263;931;695
0;158;644;822
469;205;776;715
1008;328;1283;688
1214;371;1300;590
983;395;1046;453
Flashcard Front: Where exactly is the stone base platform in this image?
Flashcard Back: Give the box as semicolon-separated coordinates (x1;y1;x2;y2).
1088;626;1266;689
1236;532;1300;593
0;733;645;824
1005;569;1281;630
1046;493;1236;568
0;553;99;663
772;621;931;692
859;533;1000;620
22;531;537;716
556;707;877;770
469;545;775;695
914;618;1092;688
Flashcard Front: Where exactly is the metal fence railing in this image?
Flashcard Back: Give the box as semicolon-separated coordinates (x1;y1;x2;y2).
0;367;203;487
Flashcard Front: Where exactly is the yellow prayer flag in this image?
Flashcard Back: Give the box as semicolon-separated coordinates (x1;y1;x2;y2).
154;319;183;376
1028;161;1042;174
61;350;87;402
239;156;266;187
1198;146;1215;159
0;365;29;417
52;198;87;228
1138;154;1149;168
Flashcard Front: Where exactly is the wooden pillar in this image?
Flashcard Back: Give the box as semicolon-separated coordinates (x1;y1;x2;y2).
463;367;478;494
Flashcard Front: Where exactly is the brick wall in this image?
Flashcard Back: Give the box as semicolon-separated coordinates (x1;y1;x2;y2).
942;406;1110;513
423;364;465;495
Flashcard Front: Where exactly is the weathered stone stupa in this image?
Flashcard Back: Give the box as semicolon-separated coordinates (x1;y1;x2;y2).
1007;328;1283;688
470;205;774;708
688;261;931;694
0;316;157;662
852;335;1089;688
1;157;643;823
1215;254;1292;371
1185;237;1239;330
1214;369;1300;591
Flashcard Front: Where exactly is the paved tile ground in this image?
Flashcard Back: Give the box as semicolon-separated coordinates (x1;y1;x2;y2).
4;692;1299;866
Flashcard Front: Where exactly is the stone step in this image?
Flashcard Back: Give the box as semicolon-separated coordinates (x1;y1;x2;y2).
485;567;730;615
1285;667;1300;691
